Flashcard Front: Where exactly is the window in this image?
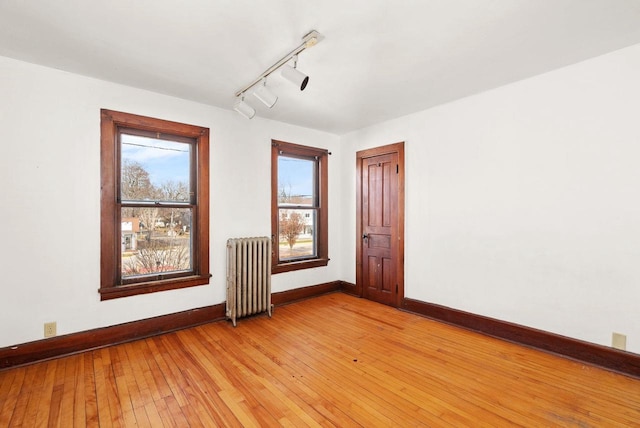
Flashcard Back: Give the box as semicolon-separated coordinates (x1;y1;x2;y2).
100;109;210;300
271;140;328;273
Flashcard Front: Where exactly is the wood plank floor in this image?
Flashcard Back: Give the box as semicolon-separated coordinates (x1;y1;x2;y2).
1;293;639;427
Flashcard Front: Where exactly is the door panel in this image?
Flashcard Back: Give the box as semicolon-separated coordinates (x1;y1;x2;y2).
383;162;392;227
382;257;393;292
367;256;378;289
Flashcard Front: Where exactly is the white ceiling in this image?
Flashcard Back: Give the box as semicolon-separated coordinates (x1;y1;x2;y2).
2;1;640;135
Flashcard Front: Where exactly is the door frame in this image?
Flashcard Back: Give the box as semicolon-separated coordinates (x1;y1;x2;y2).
355;142;405;308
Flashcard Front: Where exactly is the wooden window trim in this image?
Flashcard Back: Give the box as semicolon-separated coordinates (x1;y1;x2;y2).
100;109;210;300
271;140;329;274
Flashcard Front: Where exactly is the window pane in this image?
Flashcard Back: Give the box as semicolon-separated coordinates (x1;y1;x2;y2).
121;207;193;278
278;208;316;260
121;134;191;202
278;156;315;206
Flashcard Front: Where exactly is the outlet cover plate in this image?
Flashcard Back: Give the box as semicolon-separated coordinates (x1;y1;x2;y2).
44;322;57;338
612;332;626;350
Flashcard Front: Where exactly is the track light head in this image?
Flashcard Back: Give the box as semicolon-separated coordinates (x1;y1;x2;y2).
253;80;278;108
281;64;309;91
234;95;255;119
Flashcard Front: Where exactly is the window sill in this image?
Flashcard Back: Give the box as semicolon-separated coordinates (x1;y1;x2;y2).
99;274;211;301
272;258;329;274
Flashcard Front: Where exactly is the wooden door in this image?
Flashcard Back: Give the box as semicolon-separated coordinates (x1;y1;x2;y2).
356;143;404;307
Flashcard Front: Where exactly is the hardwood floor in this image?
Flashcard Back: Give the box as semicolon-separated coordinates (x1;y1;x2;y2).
1;293;639;427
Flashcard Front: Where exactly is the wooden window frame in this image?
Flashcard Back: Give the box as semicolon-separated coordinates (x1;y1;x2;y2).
271;140;329;274
100;109;210;300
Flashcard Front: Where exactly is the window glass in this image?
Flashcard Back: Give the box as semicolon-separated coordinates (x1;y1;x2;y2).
120;134;191;202
278;156;315;206
278;208;316;260
277;155;317;261
119;134;194;280
119;134;195;281
121;207;193;279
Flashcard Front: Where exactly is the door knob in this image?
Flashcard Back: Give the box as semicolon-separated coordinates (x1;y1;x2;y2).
362;233;369;239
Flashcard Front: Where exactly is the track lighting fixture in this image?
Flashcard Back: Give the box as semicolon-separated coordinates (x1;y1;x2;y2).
253;79;278;108
233;30;323;119
233;95;255;119
281;56;309;91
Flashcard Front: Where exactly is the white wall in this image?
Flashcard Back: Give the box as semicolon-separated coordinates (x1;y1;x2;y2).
341;43;640;354
4;42;640;355
0;56;343;348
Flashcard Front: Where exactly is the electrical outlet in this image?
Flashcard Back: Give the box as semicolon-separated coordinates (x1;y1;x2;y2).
44;322;57;338
612;332;626;351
